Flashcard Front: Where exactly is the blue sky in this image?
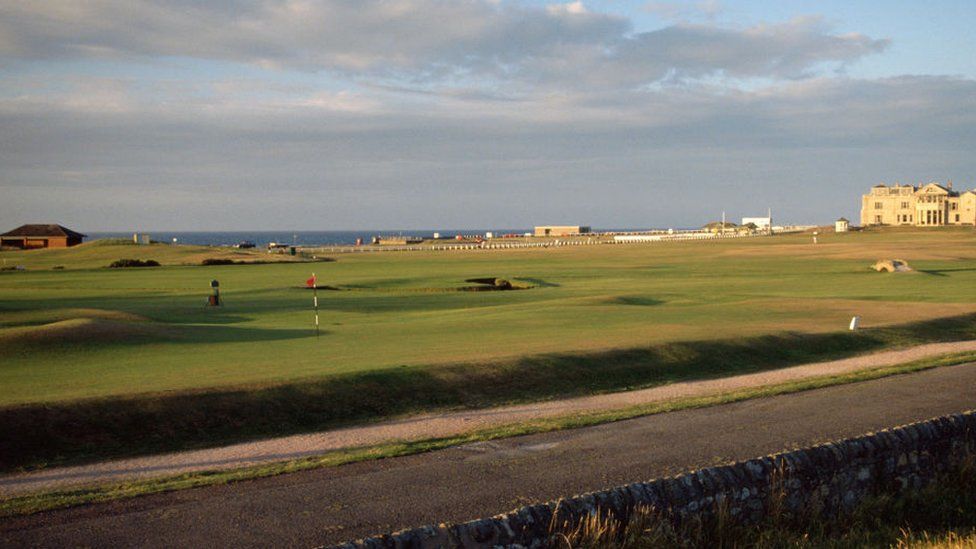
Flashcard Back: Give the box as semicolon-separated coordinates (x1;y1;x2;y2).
0;0;974;230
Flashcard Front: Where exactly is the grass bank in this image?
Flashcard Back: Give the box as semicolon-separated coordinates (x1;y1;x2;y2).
2;351;973;518
3;313;976;473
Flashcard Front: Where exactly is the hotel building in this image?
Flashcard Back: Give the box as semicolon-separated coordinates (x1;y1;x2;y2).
860;182;976;226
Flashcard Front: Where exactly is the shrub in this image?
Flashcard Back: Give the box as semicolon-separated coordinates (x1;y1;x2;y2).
107;259;160;268
201;258;237;266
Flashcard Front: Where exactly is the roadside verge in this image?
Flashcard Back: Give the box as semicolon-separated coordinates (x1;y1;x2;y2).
2;351;975;517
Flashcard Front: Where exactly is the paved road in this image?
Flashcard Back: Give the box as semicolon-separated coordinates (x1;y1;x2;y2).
8;340;976;497
3;363;975;548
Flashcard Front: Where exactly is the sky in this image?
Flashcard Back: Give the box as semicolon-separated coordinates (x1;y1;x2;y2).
1;0;974;231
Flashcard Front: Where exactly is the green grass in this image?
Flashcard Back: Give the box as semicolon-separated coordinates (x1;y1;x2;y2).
2;227;976;470
3;351;973;518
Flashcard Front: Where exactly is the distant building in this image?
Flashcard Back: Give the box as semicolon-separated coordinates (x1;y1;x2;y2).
0;224;86;249
835;218;850;232
861;182;976;226
375;236;423;245
741;217;771;229
703;221;737;233
534;225;591;237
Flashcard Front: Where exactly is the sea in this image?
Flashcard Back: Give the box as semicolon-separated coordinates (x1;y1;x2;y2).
87;229;663;247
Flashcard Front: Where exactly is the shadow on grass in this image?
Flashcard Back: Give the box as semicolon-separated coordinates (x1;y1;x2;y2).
611;296;665;306
514;277;561;288
174;325;322;344
2;313;976;471
918;268;976;277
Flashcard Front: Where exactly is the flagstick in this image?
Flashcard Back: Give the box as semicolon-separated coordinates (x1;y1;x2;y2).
313;273;319;337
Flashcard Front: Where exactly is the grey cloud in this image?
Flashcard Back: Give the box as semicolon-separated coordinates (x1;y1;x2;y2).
624;17;888;80
0;1;883;87
1;75;972;229
523;17;888;89
0;1;625;73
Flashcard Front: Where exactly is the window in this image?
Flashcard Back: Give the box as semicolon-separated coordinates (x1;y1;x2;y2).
901;202;909;209
951;203;958;210
875;215;882;223
956;215;961;222
875;202;883;209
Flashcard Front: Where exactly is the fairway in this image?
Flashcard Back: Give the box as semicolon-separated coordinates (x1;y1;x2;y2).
3;228;976;470
2;228;976;406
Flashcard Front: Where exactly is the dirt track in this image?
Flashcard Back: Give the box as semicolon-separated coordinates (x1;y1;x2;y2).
3;340;976;497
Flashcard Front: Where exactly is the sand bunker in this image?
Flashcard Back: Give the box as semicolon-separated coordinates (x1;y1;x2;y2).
461;278;528;291
872;259;913;273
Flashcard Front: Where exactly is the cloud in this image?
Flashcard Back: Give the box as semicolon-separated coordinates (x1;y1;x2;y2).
0;1;625;75
643;0;722;22
540;16;889;89
1;75;972;228
547;1;589;16
0;1;884;90
0;0;967;230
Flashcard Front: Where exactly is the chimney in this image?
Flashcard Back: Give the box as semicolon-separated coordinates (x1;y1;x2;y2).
947;180;953;190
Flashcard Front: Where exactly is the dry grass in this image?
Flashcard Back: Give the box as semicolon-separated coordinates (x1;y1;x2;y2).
895;530;976;548
548;449;976;548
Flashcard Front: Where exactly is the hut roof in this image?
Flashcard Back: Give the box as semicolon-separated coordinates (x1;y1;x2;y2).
1;224;87;239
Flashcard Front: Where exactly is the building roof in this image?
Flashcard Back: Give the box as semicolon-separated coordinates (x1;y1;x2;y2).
0;224;86;239
918;182;952;194
837;217;849;222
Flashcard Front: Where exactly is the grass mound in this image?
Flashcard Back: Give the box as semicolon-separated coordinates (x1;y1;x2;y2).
0;308;147;328
0;318;167;351
81;239;136;247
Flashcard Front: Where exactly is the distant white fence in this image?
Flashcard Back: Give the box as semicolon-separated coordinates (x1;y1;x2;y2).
298;227;814;254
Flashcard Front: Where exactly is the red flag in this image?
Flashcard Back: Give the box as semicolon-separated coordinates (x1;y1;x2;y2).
306;275;316;288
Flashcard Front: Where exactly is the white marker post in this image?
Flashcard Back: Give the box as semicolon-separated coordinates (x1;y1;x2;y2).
849;316;860;331
312;273;320;337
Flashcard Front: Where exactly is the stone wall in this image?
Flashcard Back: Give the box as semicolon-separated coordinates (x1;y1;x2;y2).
333;411;976;548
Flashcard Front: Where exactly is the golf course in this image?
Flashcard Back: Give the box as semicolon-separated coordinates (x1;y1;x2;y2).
2;227;975;471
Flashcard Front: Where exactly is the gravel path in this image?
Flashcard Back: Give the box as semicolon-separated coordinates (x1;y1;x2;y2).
3;340;975;497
